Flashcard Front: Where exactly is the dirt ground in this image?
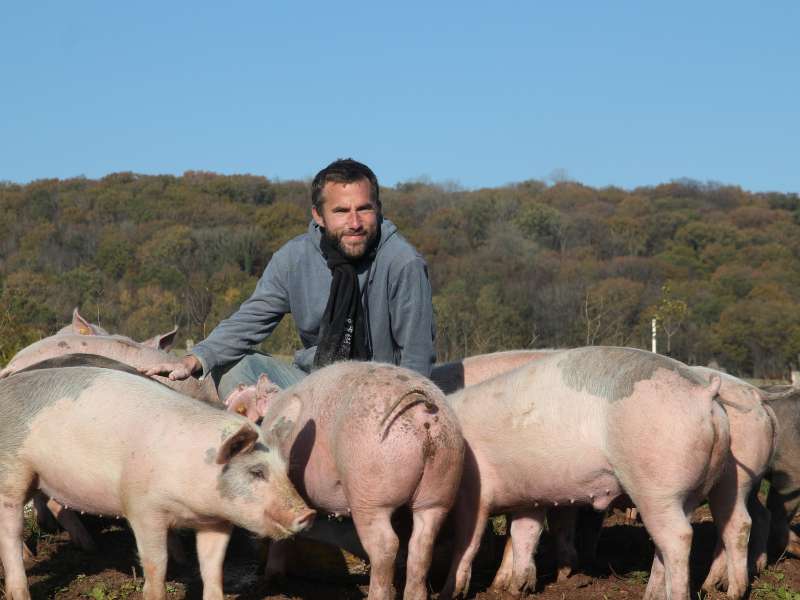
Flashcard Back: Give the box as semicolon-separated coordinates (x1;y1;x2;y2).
11;506;800;600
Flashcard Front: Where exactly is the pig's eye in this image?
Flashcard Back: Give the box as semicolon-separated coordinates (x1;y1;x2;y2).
250;467;267;480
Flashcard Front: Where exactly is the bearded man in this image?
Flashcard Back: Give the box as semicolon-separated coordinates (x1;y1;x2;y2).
144;158;435;398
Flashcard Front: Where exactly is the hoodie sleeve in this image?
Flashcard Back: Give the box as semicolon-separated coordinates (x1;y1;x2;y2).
190;254;291;376
389;257;436;377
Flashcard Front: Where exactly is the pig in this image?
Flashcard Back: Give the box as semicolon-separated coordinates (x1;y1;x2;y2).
760;386;800;559
55;307;179;351
434;349;775;598
0;334;219;404
0;329;221;554
440;346;730;600
689;367;777;598
249;362;464;600
225;382;261;421
0;365;315;600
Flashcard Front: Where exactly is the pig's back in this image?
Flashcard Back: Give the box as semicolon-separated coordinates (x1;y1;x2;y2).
2;336;219;404
2;366;220;458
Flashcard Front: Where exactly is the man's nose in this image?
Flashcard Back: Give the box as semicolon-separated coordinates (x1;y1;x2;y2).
348;211;362;229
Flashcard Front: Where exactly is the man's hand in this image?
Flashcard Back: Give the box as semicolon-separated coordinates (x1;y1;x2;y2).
140;355;201;381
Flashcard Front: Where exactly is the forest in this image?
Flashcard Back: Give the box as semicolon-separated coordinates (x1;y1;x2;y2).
1;171;799;378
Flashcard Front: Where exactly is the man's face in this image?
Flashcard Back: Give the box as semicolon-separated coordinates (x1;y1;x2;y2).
312;179;379;259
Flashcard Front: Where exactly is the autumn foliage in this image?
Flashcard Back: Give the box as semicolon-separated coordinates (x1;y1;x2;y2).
1;173;798;378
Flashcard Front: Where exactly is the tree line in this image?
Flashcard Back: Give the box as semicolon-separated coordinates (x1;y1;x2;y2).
1;172;799;378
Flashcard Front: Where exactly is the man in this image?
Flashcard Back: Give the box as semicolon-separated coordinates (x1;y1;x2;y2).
144;158;435;399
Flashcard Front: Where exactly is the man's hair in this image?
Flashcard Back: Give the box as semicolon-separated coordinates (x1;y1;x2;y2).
311;158;380;212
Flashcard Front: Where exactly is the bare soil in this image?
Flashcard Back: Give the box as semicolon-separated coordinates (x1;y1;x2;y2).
11;508;800;600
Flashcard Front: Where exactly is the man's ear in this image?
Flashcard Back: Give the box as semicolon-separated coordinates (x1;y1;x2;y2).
311;205;325;228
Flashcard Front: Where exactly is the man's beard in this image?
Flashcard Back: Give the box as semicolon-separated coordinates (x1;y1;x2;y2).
323;228;378;260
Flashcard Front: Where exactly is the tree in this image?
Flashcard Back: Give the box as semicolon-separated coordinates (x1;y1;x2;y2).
581;278;646;346
647;284;689;355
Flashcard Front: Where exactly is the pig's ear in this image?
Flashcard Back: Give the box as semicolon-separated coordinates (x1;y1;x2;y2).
256;373;280;395
265;397;302;445
72;308;97;336
141;325;179;351
216;424;259;464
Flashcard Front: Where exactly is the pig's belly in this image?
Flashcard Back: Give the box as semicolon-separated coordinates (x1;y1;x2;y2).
305;483;349;516
37;467;124;518
299;452;349;515
481;440;623;512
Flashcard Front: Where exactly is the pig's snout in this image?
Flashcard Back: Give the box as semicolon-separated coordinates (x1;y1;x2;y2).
291;508;316;533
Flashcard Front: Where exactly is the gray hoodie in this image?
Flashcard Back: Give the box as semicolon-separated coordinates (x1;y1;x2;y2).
191;218;436;376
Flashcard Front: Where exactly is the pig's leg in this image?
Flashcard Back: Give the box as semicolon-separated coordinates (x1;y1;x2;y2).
489;534;514;592
350;507;398;600
766;480;799;558
576;507;605;568
32;492;58;531
403;506;449;600
128;516;169;600
643;548;666;600
548;506;579;581
703;478;750;599
638;502;693;600
195;524;233;600
0;494;31;600
506;508;547;596
440;502;491;600
747;487;770;574
45;498;97;552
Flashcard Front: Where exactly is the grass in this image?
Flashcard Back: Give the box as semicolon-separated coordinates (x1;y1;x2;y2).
752;568;800;600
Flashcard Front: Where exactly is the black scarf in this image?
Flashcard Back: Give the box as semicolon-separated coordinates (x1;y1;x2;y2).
313;232;377;369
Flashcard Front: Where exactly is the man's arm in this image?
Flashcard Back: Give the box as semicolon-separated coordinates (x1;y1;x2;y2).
389;258;436;377
143;256;292;381
190;257;291;376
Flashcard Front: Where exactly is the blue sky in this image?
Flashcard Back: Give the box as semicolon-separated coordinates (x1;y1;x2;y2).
1;1;798;193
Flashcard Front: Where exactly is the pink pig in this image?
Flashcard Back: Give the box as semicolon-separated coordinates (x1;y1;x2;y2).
0;334;218;404
241;362;464;600
435;349;776;599
0;365;314;600
689;367;777;598
439;346;731;600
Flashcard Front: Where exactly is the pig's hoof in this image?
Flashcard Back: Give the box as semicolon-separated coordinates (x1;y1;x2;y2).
701;575;728;595
556;566;572;582
488;582;509;595
22;540;37;564
753;552;768;574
